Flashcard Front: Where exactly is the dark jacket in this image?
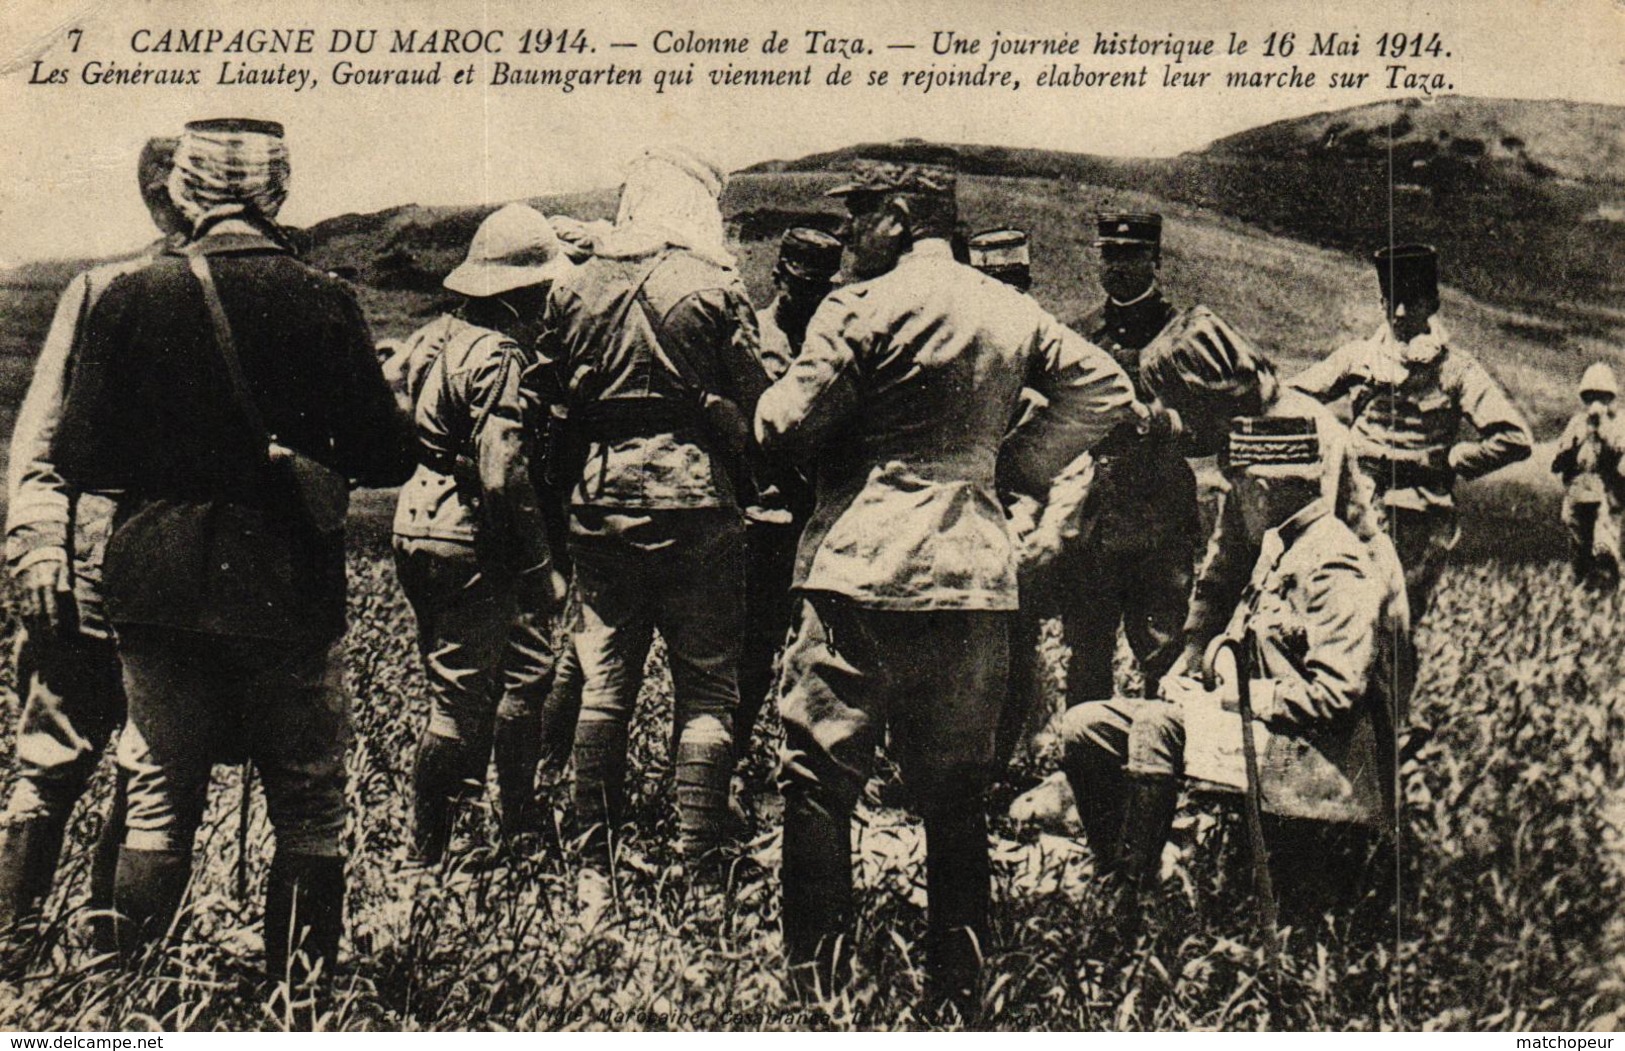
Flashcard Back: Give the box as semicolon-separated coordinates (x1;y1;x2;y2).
53;230;413;641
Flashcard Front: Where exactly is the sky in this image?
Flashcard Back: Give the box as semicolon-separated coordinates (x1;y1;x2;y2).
1;0;1622;262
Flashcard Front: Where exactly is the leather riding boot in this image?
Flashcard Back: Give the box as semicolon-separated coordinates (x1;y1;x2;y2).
781;787;854;1002
411;733;467;866
1062;751;1125;878
572;717;629;871
923;805;991;1024
1113;774;1179;937
674;735;732;878
493;713;546;850
112;847;192;965
0;815;69;971
88;769;130;955
264;851;345;989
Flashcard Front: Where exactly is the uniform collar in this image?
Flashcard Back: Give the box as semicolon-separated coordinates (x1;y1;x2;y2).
1275;496;1332;548
901;238;954;264
175;228;291;258
1372;315;1450;366
1107;282;1160;309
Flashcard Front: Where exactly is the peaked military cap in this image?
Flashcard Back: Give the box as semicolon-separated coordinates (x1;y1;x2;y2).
1095;212;1162;248
1373;242;1438;303
967;228;1030;269
826;160;957;200
778;227;843;281
1221;416;1322;475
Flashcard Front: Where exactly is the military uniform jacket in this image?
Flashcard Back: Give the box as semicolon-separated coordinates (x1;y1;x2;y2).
393;314;549;571
539;247;767;511
1065;289;1200;550
53;230;413;642
1290;319;1532;512
1552;409;1625;512
5;242;173;637
755;239;1140;612
1223;498;1398;825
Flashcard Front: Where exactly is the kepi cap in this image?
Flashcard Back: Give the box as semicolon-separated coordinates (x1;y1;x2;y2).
826;160;957;201
777;227;843;282
1374;242;1438;303
444;203;575;298
968;228;1030;269
1095;212;1162;248
1581;362;1619;399
1221;416;1324;478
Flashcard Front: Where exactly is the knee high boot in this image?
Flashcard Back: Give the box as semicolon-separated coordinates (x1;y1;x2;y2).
411;733;467;866
1061;750;1126;879
781;788;854;1001
1114;774;1179;935
674;734;732;875
264;851;345;989
0;815;70;969
493;712;545;849
88;768;130;953
572;717;629;871
923;806;991;1023
112;847;192;965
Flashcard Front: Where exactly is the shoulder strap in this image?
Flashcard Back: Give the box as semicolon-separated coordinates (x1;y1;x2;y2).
186;246;270;455
632;258;713;396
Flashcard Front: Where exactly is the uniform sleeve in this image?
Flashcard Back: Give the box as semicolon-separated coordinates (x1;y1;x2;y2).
6;272;92;570
470;337;550;572
1290;344;1358;403
1185;490;1256;655
1447;349;1533;481
1552;415;1585;478
1000;314;1140;495
1255;553;1382;729
755;290;862;458
329;288;415;488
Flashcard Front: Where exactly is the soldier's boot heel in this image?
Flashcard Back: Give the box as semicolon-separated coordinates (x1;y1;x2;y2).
264;851;345;1009
0;814;70;975
923;806;991;1026
88;769;131;957
111;846;192;967
410;734;465;867
1111;773;1180;947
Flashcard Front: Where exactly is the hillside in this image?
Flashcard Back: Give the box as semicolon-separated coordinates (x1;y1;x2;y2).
749;97;1625;330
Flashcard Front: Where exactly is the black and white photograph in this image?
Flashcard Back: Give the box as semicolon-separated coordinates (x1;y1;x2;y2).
0;0;1622;1033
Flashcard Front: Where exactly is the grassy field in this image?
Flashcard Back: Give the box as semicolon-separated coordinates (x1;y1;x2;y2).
0;119;1620;1028
0;513;1618;1030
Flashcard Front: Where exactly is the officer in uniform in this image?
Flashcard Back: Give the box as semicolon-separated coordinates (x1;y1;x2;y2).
967;228;1031;291
0;137;187;959
1553;363;1625;589
1292;243;1532;622
394;203;571;866
1060;415;1403;931
537;146;768;899
758;160;1141;1015
1003;215;1200;785
53;118;413;981
736;228;842;782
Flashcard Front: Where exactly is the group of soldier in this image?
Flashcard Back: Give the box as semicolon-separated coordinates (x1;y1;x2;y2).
2;114;1615;1023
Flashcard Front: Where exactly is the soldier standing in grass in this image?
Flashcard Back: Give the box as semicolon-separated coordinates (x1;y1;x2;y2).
735;228;842;794
1292;243;1532;622
536;146;769;905
0;137;186;963
51;118;413;983
1553;363;1625;590
394;204;572;867
758;160;1143;1017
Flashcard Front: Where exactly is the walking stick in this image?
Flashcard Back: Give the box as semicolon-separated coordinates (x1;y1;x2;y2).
1218;634;1281;968
237;761;254;903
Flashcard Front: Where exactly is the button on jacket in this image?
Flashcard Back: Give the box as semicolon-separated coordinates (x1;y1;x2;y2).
52;231;414;642
1290;320;1532;512
539;248;768;512
393;314;548;571
755;240;1141;612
